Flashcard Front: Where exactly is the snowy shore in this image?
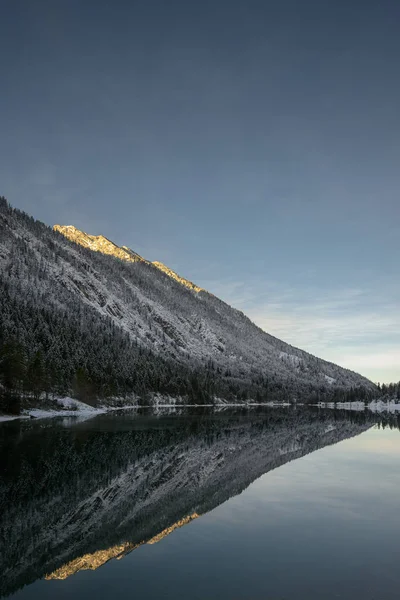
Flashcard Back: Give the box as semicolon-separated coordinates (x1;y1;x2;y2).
0;397;106;423
314;400;400;413
1;397;399;423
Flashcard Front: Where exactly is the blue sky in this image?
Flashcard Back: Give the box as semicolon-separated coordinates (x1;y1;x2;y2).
1;0;399;383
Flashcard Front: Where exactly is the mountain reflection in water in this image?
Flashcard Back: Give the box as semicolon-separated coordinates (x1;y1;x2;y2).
45;513;199;580
0;407;399;599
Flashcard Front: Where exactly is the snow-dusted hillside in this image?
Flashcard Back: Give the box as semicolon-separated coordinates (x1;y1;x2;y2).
0;198;375;404
0;409;373;596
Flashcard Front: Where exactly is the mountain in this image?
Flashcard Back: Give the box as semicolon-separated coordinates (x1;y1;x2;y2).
0;197;376;409
0;408;379;597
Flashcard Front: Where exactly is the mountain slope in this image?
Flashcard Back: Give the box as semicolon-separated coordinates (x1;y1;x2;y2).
0;197;375;405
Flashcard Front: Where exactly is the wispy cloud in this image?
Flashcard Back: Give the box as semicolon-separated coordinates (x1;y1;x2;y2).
203;276;400;383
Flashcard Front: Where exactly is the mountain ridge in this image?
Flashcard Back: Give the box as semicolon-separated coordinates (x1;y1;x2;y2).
0;197;376;407
53;224;204;292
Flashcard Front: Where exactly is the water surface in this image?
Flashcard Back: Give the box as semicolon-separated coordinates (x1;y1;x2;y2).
1;408;399;599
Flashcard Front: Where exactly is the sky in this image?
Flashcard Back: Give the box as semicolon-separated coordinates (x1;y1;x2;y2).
1;0;399;383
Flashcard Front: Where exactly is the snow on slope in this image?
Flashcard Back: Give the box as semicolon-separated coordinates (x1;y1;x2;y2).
51;222;373;391
53;225;147;263
0;200;375;400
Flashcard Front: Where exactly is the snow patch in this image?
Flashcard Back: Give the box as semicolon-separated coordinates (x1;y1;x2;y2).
26;406;106;420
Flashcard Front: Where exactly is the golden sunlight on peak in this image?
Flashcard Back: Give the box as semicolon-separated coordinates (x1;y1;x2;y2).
152;261;204;293
53;224;147;264
54;224;205;293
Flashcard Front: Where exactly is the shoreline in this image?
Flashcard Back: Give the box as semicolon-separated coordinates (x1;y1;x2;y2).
1;398;399;423
0;401;290;423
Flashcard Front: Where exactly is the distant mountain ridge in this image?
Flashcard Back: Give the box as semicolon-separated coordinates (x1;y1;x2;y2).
0;197;376;406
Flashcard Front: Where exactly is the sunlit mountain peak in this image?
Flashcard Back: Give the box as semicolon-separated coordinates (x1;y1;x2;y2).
53;224;204;292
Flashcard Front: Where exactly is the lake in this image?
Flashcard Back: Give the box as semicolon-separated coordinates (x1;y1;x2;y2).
1;407;399;600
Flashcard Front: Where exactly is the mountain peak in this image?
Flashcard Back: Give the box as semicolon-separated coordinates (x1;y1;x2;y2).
53;224;204;293
54;224;147;264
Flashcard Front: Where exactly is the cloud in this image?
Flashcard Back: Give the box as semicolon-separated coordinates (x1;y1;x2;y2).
204;276;400;383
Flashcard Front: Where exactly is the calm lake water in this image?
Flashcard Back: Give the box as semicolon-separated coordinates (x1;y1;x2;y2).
1;407;399;600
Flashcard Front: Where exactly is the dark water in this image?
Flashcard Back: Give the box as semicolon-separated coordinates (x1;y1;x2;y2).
1;407;400;600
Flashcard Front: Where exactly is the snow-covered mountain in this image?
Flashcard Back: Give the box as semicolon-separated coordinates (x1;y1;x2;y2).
0;409;375;597
0;198;375;405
